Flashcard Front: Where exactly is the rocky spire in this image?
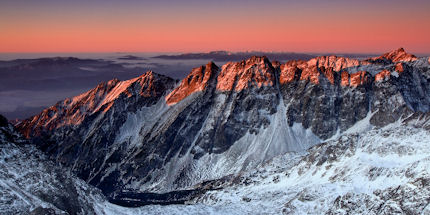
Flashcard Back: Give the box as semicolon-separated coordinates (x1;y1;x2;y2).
165;62;219;105
374;47;417;62
216;56;276;91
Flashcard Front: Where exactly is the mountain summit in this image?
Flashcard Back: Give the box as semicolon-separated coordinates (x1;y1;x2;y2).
372;47;418;62
166;62;218;105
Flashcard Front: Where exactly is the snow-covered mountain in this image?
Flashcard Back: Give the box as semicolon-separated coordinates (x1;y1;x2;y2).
15;48;430;209
0;115;107;214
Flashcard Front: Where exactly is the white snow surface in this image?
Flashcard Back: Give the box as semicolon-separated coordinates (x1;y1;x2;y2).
95;123;430;214
0;125;106;214
192;125;430;214
2;119;430;214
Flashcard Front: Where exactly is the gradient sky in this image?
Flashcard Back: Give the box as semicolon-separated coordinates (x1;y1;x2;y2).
1;0;429;53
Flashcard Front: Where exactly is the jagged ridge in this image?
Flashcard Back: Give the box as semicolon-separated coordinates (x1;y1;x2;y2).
18;71;176;138
16;48;430;200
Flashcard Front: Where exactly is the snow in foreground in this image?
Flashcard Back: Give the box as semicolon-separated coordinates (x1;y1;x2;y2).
2;123;430;214
98;124;430;214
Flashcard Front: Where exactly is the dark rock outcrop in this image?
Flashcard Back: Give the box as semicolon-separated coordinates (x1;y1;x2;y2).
0;115;8;127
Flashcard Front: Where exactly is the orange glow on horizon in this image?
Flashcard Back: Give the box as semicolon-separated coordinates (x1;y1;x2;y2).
1;1;429;54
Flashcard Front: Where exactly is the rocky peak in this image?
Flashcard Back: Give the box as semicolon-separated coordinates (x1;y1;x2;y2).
373;48;417;62
18;71;175;137
280;55;362;85
279;60;306;84
135;70;175;98
71;70;172;113
306;55;361;71
165;62;219;105
216;56;276;91
166;56;279;104
279;51;420;87
247;56;271;65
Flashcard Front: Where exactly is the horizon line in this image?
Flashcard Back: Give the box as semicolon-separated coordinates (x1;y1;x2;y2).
1;50;429;55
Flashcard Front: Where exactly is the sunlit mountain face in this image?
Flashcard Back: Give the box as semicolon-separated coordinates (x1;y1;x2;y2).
2;51;381;120
1;0;430;214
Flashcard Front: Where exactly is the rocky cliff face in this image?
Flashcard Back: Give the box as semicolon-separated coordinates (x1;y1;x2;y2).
17;48;430;201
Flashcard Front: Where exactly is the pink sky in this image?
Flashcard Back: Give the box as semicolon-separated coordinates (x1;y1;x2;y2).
1;0;429;53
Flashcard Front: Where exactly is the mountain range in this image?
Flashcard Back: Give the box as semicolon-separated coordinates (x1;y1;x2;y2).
2;48;430;214
152;50;378;62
